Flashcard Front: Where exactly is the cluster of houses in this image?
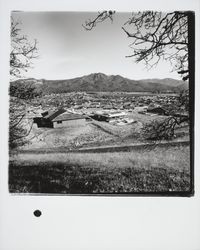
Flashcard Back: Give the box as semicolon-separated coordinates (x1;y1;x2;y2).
28;92;187;129
31;101;188;129
32;105;167;129
31;92;179;114
32;108;136;128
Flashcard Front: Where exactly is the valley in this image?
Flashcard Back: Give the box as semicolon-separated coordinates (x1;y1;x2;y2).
9;73;190;194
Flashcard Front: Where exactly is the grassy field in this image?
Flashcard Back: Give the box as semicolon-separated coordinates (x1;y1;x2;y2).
9;145;191;194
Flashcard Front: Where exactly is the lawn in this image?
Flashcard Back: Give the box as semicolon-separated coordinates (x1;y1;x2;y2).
9;145;191;194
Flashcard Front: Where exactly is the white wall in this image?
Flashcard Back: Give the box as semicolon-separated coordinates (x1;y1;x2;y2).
53;119;86;128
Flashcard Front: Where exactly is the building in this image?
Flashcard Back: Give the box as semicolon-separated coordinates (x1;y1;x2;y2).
147;106;166;115
135;106;148;114
33;108;86;128
90;111;126;122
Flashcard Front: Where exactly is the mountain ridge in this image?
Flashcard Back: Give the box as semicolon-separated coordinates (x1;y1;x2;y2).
11;73;188;94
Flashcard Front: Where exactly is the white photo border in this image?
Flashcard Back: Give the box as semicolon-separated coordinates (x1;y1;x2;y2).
0;0;200;249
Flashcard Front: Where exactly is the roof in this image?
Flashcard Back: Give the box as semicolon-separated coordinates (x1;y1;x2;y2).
44;108;66;120
52;111;85;122
107;112;126;118
41;108;85;122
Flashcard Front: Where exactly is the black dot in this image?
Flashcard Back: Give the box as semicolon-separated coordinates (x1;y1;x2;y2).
34;210;42;217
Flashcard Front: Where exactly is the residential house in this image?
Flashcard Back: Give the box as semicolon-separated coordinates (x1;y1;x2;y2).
34;108;86;128
147;106;166;116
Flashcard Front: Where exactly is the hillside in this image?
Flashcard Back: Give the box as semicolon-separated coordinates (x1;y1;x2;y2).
11;73;188;94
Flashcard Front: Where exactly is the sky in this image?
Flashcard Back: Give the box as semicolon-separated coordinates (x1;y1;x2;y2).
11;11;182;80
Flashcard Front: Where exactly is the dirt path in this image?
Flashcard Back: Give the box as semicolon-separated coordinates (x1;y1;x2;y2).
12;140;190;154
69;140;190;153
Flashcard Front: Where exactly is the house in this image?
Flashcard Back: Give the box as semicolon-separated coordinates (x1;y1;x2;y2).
34;108;86;128
90;111;126;122
90;113;108;122
147;106;166;115
135;106;148;113
107;111;126;119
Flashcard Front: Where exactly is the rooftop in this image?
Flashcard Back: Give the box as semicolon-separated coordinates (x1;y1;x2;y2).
52;111;85;122
42;108;85;122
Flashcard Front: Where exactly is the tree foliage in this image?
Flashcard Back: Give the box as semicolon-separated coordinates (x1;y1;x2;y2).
143;115;189;141
9;19;38;150
9;98;33;149
10;81;40;100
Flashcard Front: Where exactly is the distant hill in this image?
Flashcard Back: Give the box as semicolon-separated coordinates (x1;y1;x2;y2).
140;78;185;87
11;73;188;95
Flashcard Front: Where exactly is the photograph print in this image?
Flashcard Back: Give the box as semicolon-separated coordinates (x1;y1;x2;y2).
9;11;194;195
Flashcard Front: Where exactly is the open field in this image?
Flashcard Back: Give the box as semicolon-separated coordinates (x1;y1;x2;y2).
9;145;190;194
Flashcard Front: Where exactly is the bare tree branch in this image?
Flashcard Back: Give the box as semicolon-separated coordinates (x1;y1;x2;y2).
82;11;115;30
10;18;38;79
121;11;188;79
83;11;189;80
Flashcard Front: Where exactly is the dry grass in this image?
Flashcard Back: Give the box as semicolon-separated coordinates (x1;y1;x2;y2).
25;122;115;149
9;145;190;194
12;145;190;170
